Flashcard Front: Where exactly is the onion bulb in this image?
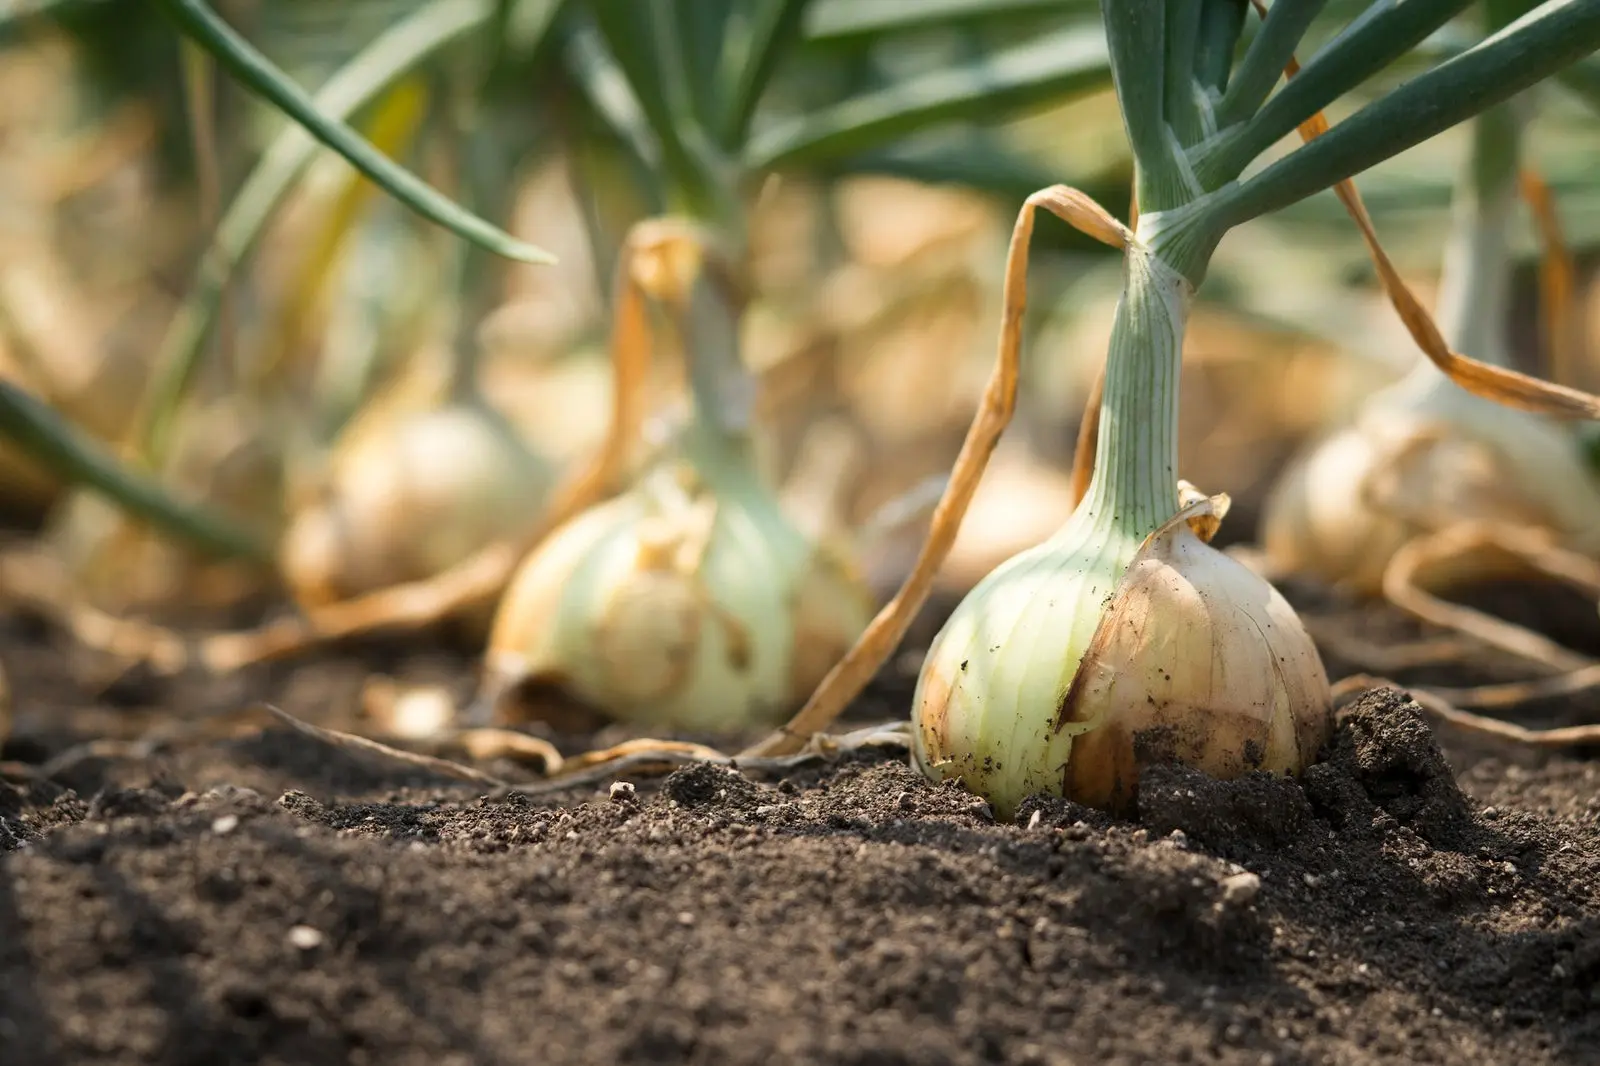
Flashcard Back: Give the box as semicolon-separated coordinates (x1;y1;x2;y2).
1260;395;1600;595
482;418;873;733
915;487;1331;817
279;399;549;607
480;217;877;733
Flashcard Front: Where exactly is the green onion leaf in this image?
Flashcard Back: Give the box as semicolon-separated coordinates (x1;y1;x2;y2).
804;0;1081;42
1216;0;1600;228
153;0;556;265
0;382;271;563
746;22;1112;170
138;0;509;466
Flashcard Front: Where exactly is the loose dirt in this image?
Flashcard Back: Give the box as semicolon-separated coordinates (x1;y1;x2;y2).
2;581;1598;1066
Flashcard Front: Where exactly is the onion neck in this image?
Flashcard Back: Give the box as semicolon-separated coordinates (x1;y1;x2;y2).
677;263;767;500
1060;232;1192;547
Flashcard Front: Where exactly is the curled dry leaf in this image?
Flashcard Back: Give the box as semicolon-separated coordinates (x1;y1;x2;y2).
743;185;1134;759
1382;520;1600;674
1281;50;1600;419
1518;170;1583;389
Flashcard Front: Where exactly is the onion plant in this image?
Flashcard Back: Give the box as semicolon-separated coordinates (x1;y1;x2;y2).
152;0;564;607
472;0;1147;732
1263;70;1600;597
742;0;1600;817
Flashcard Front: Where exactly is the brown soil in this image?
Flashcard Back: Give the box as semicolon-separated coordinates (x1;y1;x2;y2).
2;580;1599;1066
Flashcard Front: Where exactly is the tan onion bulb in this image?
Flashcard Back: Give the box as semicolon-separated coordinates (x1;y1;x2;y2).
1261;393;1600;595
915;488;1331;818
280;400;549;607
482;420;873;733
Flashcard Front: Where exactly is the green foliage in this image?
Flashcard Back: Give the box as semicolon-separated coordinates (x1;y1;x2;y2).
0;382;271;563
8;0;1600;557
746;22;1113;171
1214;0;1600;230
140;0;510;466
154;0;558;264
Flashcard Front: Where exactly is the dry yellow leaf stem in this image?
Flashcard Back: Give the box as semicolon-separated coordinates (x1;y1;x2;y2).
742;186;1134;759
1272;43;1600;420
1518;169;1583;388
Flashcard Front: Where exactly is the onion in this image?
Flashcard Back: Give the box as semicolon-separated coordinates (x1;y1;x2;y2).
484;420;872;732
279;399;549;607
479;220;873;734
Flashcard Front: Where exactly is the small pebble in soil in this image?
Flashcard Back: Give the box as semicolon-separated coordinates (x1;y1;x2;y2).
608;781;638;804
287;925;324;950
1220;872;1262;905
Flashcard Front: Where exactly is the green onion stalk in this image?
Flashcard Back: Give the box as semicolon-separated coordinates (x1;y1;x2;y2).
902;0;1600;817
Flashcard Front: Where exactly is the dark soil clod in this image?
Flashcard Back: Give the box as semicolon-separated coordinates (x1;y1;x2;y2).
661;762;768;810
1314;686;1472;845
1136;763;1313;851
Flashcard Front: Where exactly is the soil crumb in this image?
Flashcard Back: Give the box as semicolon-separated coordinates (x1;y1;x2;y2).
3;685;1599;1065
